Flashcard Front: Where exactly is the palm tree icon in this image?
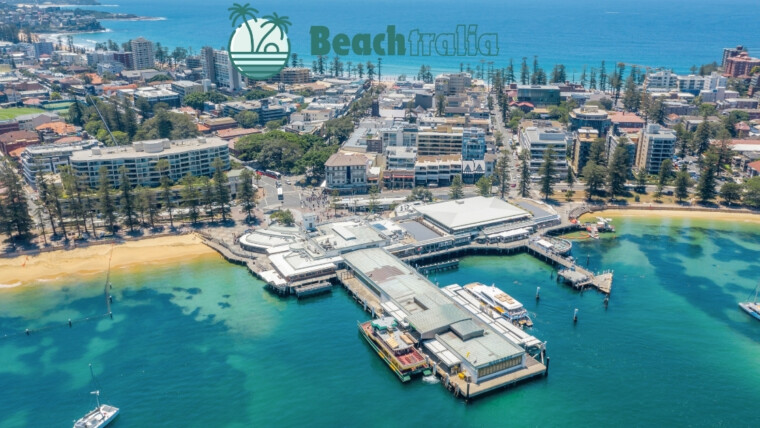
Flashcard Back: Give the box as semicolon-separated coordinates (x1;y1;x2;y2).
228;2;259;52
256;13;292;53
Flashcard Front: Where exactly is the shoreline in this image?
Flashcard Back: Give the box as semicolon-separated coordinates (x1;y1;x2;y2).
0;234;217;288
580;208;760;224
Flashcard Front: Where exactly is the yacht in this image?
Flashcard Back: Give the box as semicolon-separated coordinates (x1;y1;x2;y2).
74;365;119;428
739;283;760;321
465;282;533;327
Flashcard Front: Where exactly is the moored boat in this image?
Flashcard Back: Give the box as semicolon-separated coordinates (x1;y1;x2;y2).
739;283;760;321
465;282;533;328
74;365;119;428
358;317;431;382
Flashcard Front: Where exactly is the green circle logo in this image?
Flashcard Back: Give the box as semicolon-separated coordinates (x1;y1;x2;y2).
227;3;291;80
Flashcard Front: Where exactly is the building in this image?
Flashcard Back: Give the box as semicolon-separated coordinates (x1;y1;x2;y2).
0;130;40;156
516;85;560;106
325;152;369;194
69;137;229;188
416;126;463;157
33;41;53;58
414;154;462;187
644;70;677;91
413;196;531;236
571;127;599;174
606;133;636;169
134;87;180;109
722;45;746;67
268;67;311;84
662;101;697;116
113;51;134;70
608;111;645;134
130;37;154;70
569;105;611;135
635;124;676;174
201;46;242;92
20;140;99;186
461;127;486;161
434;73;471;96
170;80;203;102
724;52;760;78
519;120;570;178
676;75;707;94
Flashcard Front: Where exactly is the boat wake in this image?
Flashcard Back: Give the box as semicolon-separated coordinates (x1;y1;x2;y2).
422;375;439;385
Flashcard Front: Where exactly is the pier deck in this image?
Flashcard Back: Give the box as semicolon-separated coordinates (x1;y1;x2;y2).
336;270;383;315
439;355;546;399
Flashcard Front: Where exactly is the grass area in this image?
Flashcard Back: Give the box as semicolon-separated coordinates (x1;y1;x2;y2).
0;107;46;120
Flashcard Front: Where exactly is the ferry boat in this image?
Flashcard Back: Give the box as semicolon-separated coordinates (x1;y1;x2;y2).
74;365;119;428
465;283;533;328
739;283;760;321
358;317;431;382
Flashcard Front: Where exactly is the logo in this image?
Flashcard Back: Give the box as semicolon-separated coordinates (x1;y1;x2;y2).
227;3;291;80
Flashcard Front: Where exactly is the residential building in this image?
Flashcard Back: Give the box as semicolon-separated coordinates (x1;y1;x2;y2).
0;130;40;156
20;140;99;186
462;154;495;184
722;45;745;67
113;51;134;70
516;85;560;106
385;146;417;171
416;125;464;157
662;101;697;116
608;111;645;135
461;127;486;161
571;127;599;174
635;124;676;174
130;37;154;70
69;137;230;188
724;52;760;78
606;133;637;169
569;105;611;135
134;87;181;109
201;46;242;92
434;73;471;96
519;120;570;178
268;67;311;84
414;154;462;187
170;80;203;102
644;70;677;91
325;152;370;194
33;41;53;58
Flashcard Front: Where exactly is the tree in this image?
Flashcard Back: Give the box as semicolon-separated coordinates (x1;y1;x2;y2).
589;138;607;166
520;57;529;84
449;175;464;200
60;166;88;237
201;177;215;221
476;175;492;197
607;145;629;198
622;76;641;112
696;152;718;203
156;159;174;228
238;168;256;221
235;110;259;128
154;109;173;139
184;92;207;110
435;94;445;116
692;119;712;155
743;177;760;208
518;150;531;197
720;182;742;206
180;174;202;224
119;166;137;232
538;148;555;200
368;185;379;213
97;166;117;234
495;150;510;199
582;161;607;200
35;172;57;237
658;159;673;188
674;171;691;203
212;157;231;222
635;168;648;193
270;209;295;226
0;164;33;240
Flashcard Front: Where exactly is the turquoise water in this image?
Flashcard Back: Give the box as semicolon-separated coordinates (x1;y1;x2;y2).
69;0;760;75
1;216;760;427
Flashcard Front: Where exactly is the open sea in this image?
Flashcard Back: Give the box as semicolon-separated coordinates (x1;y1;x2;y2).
66;0;760;76
1;216;759;427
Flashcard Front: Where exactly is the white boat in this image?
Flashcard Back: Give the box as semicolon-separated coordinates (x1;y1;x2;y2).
465;282;533;327
739;283;760;321
74;365;119;428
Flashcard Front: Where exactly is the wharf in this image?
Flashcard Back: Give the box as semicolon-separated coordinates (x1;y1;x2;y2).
336;270;382;315
417;259;459;275
437;354;547;399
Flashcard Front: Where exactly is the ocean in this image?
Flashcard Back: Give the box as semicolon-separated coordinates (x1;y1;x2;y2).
67;0;760;77
1;216;759;427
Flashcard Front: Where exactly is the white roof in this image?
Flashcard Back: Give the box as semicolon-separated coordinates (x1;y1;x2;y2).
413;197;530;232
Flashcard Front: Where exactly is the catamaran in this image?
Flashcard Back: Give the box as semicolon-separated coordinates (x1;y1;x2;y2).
739;283;760;321
465;282;533;328
73;365;119;428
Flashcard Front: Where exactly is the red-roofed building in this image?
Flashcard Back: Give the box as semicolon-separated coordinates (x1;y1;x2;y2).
54;136;83;144
216;127;261;140
734;121;751;138
609;111;645;133
747;160;760;177
0;130;40;156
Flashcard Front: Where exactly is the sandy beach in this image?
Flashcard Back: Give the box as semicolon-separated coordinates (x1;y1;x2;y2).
0;234;217;288
581;209;760;224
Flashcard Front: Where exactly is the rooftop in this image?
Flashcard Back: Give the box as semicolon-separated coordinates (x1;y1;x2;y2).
413;197;531;232
69;137;227;161
325;152;369;167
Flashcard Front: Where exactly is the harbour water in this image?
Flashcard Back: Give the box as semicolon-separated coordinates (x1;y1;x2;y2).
1;216;760;427
68;0;759;76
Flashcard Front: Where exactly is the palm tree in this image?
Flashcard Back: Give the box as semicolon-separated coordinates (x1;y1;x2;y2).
256;13;291;52
228;3;259;51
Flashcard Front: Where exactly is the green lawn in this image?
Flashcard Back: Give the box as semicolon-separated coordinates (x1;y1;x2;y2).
0;107;46;120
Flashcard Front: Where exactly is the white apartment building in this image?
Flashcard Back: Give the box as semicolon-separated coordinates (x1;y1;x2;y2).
130;37;154;70
69;137;230;188
416;125;464;157
645;70;678;91
635;124;676;174
434;72;472;96
325;152;370;194
21;140;99;186
519;121;570;179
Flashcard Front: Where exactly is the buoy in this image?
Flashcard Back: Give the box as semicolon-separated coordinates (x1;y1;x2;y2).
604;296;609;308
68;319;72;328
109;296;113;303
109;312;113;320
25;329;30;336
573;308;579;323
535;286;540;301
586;254;590;266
